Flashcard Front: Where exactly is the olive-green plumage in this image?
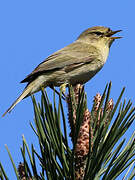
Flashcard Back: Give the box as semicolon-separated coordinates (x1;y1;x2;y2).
3;26;122;116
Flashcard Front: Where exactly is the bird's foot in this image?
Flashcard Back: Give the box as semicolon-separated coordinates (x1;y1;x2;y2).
60;83;68;94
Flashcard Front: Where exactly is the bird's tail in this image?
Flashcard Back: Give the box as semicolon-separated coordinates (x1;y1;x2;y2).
2;82;35;117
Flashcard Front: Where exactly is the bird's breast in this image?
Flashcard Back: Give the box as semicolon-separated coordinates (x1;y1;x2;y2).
96;43;110;64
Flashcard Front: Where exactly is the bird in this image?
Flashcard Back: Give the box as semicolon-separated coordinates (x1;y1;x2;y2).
3;26;122;116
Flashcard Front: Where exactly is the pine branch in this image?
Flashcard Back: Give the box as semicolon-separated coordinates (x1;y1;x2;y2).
0;83;135;180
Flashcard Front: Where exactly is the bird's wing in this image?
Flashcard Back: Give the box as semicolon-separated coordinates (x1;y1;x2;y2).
21;41;99;83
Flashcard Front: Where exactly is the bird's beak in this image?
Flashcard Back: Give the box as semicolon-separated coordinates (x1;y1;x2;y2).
107;30;122;39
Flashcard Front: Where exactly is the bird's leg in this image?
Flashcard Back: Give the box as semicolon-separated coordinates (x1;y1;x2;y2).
49;85;66;100
60;83;67;93
60;83;68;97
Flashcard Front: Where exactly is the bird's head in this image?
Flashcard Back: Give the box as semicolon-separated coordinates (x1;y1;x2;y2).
77;26;122;47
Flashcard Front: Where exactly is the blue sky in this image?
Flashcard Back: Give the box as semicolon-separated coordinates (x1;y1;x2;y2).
0;0;135;179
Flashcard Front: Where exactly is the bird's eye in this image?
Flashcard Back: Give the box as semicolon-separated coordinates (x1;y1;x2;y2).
93;31;103;36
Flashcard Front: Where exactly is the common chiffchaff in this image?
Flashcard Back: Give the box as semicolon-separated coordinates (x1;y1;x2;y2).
3;26;122;116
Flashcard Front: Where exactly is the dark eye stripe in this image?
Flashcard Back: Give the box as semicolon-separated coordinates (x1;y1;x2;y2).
93;31;103;35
